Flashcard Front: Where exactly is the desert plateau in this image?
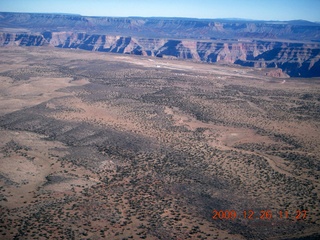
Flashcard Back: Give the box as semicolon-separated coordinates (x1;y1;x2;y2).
0;45;319;239
1;6;320;239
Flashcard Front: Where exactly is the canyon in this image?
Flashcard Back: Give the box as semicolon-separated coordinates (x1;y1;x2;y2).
0;12;320;77
1;12;320;240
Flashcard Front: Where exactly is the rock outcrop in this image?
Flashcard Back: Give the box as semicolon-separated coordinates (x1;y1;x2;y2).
1;12;320;78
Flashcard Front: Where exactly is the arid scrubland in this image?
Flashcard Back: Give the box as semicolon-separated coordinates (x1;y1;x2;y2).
0;46;319;239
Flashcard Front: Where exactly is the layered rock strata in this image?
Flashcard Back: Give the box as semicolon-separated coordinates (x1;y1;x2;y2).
1;32;319;77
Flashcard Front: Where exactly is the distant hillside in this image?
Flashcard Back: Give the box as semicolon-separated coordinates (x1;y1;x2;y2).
1;12;320;40
1;12;320;77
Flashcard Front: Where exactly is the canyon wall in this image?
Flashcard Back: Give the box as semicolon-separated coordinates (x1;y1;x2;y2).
1;31;319;77
1;12;320;77
1;12;320;41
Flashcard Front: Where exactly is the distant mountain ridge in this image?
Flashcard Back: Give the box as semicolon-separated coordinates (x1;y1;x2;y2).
1;12;319;40
1;12;320;77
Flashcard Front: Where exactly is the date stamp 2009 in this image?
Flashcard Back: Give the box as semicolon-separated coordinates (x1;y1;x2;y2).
212;210;307;220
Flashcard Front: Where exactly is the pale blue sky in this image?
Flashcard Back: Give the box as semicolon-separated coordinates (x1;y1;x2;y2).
1;0;319;22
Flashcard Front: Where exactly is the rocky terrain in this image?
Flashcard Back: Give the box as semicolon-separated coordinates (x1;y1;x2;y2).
0;46;319;239
0;12;320;77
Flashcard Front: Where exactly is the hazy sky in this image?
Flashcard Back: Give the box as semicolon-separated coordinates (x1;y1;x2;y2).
1;0;320;22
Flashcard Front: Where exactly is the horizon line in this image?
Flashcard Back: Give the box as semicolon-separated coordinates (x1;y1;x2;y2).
1;11;318;24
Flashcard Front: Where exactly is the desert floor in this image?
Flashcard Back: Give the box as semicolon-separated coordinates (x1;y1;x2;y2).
0;46;319;239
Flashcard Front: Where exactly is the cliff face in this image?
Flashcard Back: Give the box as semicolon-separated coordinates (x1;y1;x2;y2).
1;12;320;77
1;32;319;77
1;12;320;41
